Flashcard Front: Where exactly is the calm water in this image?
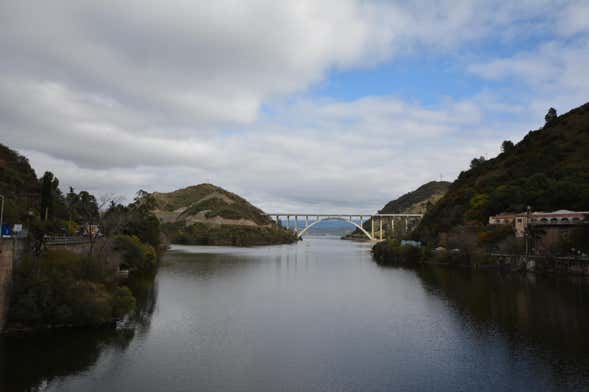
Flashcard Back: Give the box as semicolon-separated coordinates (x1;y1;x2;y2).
2;236;589;391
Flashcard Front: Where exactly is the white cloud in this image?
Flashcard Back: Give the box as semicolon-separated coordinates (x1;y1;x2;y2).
1;0;588;212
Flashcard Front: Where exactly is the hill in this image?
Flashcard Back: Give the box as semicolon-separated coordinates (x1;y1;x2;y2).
345;181;450;239
379;181;451;214
415;102;589;242
152;184;297;246
0;144;39;223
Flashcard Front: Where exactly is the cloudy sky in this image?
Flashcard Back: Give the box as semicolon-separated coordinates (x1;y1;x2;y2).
1;1;588;213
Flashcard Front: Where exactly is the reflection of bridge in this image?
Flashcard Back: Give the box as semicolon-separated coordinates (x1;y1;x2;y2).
268;213;423;241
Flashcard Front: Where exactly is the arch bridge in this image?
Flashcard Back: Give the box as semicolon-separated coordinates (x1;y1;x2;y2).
267;213;423;241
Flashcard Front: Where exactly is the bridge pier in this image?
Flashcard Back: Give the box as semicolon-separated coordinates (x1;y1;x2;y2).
378;217;382;240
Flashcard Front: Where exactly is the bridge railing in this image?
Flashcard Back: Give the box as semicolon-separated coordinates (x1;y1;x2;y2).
44;235;92;245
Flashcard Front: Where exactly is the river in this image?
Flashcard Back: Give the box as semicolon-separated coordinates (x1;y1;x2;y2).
2;236;589;391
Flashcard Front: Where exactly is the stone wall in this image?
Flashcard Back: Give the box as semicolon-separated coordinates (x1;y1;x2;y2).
46;239;123;278
0;239;24;331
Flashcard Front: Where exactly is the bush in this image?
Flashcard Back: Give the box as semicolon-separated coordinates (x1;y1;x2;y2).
114;235;157;271
112;286;136;319
372;240;424;265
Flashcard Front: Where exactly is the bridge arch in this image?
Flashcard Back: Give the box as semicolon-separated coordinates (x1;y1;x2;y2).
296;217;373;240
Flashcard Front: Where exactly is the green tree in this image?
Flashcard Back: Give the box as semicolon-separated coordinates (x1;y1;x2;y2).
40;171;59;220
470;156;486;169
501;140;515;153
545;107;557;124
466;193;490;222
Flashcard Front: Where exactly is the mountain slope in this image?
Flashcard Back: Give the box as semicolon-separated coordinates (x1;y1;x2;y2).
415;102;589;241
379;181;451;214
0;143;39;223
152;184;296;246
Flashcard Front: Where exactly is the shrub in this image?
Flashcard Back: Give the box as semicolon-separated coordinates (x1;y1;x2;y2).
112;286;136;319
114;235;157;271
372;240;424;265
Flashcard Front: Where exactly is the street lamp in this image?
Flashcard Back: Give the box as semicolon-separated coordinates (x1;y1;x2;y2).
0;194;4;240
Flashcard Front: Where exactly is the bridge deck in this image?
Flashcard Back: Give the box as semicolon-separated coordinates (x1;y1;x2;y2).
267;213;423;217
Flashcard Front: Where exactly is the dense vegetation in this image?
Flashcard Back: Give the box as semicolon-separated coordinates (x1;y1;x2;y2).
9;250;135;328
102;191;163;252
8;191;162;329
0;144;40;223
165;221;297;246
1;143;164;330
152;183;297;246
415;103;589;242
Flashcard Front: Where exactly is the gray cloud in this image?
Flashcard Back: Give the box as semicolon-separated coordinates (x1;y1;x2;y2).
1;0;588;213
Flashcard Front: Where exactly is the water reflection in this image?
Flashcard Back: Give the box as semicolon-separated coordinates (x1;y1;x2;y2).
2;238;589;391
0;272;157;392
407;265;589;388
414;267;589;355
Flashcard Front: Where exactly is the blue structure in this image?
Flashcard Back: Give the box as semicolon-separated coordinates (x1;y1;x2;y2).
1;224;12;237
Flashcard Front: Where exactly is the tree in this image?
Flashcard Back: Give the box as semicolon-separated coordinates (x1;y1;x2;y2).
466;193;490;222
65;187;80;223
39;171;66;221
77;191;99;224
501;140;514;154
545;107;557;124
100;191;161;250
470;156;486;169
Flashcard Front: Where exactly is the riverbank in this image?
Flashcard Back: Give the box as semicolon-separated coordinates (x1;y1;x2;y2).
372;240;589;276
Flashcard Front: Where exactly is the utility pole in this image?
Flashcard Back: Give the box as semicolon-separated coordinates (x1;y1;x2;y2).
525;206;532;257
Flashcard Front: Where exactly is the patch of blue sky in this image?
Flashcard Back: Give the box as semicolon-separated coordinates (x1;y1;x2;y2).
308;30;555;106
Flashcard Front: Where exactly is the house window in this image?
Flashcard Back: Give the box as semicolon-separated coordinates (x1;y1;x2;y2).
550;218;558;223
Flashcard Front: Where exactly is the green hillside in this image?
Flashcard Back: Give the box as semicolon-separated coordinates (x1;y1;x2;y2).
0;144;40;223
151;184;297;246
415;102;589;242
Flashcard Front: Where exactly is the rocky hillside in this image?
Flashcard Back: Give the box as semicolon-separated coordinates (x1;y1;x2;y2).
415;102;589;242
152;184;297;246
379;181;451;214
